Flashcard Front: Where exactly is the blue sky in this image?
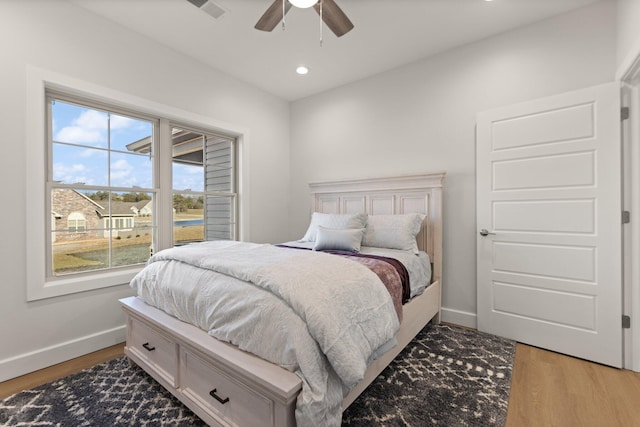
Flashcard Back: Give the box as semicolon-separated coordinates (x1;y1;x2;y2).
51;100;203;192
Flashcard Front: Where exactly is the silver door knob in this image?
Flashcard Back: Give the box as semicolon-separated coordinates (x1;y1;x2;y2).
479;228;496;236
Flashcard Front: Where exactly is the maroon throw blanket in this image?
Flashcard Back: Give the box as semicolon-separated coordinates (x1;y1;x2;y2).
276;245;410;321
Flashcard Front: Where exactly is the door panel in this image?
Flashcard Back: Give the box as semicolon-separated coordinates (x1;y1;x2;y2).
491;102;594;150
492;282;595;330
493;200;595;233
477;82;622;367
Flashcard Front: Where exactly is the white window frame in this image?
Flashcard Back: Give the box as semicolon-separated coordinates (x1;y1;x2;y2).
25;67;250;301
170;125;238;245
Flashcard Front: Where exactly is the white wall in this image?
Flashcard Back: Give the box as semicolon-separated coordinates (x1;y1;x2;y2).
0;1;290;380
617;0;640;74
289;1;617;327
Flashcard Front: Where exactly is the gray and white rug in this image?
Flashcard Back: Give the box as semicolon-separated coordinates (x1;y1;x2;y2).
0;324;515;426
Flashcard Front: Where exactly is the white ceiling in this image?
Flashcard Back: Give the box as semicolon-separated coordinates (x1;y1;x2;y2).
70;0;601;101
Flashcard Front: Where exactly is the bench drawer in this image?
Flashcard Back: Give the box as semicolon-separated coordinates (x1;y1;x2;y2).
180;348;274;427
128;316;178;387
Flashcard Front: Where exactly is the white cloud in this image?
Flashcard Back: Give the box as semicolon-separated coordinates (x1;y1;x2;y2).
79;147;102;158
55;126;104;146
110;159;137;187
53;162;94;185
75;109;108;130
54;110;144;146
110;114;138;130
173;163;204;191
55;109;107;146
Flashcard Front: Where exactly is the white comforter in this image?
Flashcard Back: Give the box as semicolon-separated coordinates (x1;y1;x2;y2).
130;240;400;426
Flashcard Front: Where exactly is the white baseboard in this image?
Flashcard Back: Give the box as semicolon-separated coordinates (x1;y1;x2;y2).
0;325;126;382
441;307;477;329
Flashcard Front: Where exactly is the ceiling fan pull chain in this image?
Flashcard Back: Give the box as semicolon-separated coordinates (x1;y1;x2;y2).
282;0;286;31
319;0;323;47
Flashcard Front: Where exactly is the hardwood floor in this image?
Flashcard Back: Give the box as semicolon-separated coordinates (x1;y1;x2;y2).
2;341;639;426
0;343;125;400
506;344;640;427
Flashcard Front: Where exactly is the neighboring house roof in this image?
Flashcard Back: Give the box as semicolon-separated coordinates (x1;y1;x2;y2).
74;190;105;210
52;188;152;218
133;200;153;215
134;200;151;210
51;188;104;218
96;200;149;218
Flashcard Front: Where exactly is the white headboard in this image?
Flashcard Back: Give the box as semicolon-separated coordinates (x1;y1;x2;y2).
308;172;445;282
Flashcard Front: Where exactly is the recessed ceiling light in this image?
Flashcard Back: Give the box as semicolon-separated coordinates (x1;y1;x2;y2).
296;66;309;75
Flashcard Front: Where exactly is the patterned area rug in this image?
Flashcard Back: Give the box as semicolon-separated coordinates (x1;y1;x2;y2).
0;324;515;426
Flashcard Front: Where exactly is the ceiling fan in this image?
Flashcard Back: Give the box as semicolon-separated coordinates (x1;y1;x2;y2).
255;0;354;38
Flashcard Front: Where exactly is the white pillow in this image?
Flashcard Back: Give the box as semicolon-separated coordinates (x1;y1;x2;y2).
362;213;425;254
313;226;365;252
301;212;368;242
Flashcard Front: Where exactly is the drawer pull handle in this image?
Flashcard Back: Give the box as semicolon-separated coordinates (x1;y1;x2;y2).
142;342;156;352
209;388;230;405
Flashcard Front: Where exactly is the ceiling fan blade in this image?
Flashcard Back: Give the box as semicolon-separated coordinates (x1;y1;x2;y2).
313;0;354;37
255;0;293;32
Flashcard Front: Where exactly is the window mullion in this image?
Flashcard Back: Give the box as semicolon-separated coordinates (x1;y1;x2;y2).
107;113;113;269
156;118;173;252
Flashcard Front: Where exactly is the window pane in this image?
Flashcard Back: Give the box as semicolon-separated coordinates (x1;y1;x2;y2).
52;231;109;275
206;195;235;240
52;101;108;148
110;151;153;189
108;190;154;243
173;193;204;245
172;127;204;192
50;187;154;275
170;127;235;245
109;114;153;153
173;162;203;192
205;136;233;193
52;143;108;186
51;188;106;236
111;234;151;267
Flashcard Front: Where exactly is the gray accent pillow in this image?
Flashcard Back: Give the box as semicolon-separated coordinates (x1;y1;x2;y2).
301;212;368;242
313;226;365;252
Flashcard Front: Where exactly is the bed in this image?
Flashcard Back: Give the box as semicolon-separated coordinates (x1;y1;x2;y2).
119;172;445;427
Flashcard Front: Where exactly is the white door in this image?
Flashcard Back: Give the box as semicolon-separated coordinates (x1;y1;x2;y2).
476;82;622;368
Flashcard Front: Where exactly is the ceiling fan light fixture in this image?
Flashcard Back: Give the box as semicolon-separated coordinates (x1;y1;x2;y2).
289;0;317;9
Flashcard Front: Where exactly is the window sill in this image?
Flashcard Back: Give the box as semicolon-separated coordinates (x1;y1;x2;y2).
27;267;141;301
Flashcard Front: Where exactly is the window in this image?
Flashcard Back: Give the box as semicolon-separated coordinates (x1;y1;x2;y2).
48;95;156;277
67;212;86;233
39;88;238;297
170;127;236;245
25;69;246;301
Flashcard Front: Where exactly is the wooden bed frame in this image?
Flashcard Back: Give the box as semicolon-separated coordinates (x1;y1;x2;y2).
120;172;445;427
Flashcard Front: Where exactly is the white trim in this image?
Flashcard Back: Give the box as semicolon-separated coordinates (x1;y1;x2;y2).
616;34;640;83
0;325;126;382
619;39;640;372
25;66;251;301
440;307;477;329
621;84;640;373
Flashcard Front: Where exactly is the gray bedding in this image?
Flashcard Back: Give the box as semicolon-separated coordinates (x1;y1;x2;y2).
130;240;402;426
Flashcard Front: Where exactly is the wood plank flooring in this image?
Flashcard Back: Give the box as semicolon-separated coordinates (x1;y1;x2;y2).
506;344;640;427
0;343;125;400
1;342;639;426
